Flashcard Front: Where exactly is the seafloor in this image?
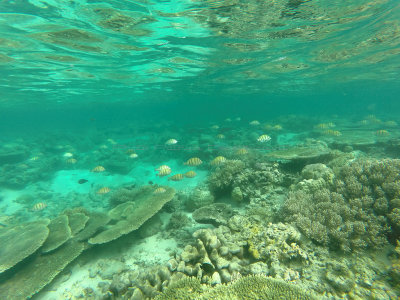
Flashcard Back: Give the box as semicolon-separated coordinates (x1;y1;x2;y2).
0;114;400;299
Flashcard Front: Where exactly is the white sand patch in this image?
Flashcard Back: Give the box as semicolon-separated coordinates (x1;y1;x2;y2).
50;169;134;196
38;262;102;300
0;189;25;215
49;161;208;197
123;233;177;267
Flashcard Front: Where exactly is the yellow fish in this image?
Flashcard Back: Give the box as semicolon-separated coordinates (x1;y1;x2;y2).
323;130;342;136
236;148;248;155
97;187;111;194
211;156;227;166
91;166;106;172
211;125;219;130
66;158;77;164
216;134;225;139
63;152;74;158
168;174;184;181
184;157;202;166
30;156;40;161
129;153;138;158
165;139;178;145
153;187;166;194
375;130;389;136
257;134;271;142
184;171;197;178
31;202;47;211
156;165;172;176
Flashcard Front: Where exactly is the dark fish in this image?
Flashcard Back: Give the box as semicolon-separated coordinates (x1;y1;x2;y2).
78;179;88;184
148;181;153;185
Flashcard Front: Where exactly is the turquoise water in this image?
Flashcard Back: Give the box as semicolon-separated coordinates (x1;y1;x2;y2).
1;1;400;299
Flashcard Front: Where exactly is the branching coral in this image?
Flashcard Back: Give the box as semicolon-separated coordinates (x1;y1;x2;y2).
283;159;400;251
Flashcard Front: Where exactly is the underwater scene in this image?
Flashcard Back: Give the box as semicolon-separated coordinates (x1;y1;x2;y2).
1;0;400;299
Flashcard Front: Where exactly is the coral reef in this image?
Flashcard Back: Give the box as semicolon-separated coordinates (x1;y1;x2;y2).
0;219;50;273
208;159;286;203
265;140;331;161
0;144;28;165
0;156;60;189
192;203;234;226
283;159;400;251
166;212;191;231
155;275;316;300
231;162;285;202
0;241;85;299
390;240;400;291
208;159;246;196
88;185;175;244
0;185;174;299
184;186;215;212
41;214;72;253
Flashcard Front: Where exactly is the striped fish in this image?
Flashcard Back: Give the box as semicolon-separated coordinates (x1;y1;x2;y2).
184;171;197;178
184;157;202;166
375;130;389;136
156;165;172;176
257;134;271;142
211;156;227;166
31;202;47;211
91;166;105;172
66;158;77;164
97;187;111;194
154;187;167;194
236;148;248;155
323;130;342;136
168;174;184;181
